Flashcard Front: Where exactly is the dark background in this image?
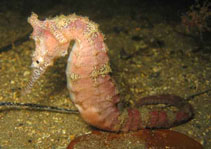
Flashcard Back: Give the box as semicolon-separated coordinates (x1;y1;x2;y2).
0;0;195;17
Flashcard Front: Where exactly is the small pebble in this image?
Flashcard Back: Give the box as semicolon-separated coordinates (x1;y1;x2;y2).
23;71;30;76
188;130;193;135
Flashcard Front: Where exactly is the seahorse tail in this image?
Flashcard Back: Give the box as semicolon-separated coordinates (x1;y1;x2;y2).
115;95;193;132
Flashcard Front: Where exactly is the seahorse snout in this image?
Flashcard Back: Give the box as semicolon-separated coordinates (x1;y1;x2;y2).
21;67;46;95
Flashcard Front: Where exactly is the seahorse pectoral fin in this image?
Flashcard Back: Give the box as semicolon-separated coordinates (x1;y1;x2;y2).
21;67;46;95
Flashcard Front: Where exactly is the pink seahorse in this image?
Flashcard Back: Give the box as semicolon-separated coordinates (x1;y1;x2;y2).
23;13;193;132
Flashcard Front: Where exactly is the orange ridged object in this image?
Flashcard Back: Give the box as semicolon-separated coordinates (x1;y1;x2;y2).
67;130;203;149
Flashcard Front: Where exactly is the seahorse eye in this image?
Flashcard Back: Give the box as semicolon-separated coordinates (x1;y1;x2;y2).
36;60;39;64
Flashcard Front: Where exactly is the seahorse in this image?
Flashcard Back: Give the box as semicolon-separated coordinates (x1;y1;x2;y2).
22;12;193;132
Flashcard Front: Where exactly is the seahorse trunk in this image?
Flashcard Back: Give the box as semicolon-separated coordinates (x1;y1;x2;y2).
65;33;121;131
27;13;193;132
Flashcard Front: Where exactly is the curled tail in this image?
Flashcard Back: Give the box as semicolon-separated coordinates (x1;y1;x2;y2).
116;95;193;132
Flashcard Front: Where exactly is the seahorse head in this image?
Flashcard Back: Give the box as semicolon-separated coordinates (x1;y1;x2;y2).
22;13;69;95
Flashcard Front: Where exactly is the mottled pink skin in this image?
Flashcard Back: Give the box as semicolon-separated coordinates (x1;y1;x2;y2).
27;13;193;132
62;21;119;131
